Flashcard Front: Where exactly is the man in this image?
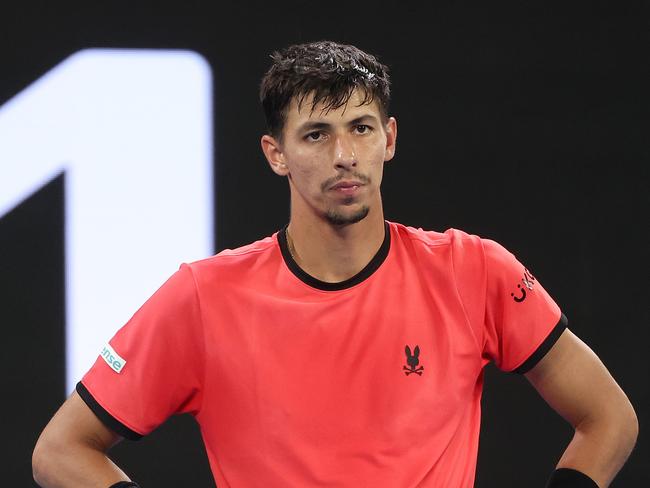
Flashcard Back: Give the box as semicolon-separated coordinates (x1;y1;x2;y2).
33;41;637;488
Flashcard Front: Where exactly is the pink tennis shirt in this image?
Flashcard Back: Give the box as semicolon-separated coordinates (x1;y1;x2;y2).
79;221;565;487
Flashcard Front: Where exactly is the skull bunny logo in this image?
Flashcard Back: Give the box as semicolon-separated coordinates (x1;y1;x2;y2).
404;345;424;376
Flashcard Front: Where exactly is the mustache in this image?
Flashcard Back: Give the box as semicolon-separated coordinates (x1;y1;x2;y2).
321;172;371;192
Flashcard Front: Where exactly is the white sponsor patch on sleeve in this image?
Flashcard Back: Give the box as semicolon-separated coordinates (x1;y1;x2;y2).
99;343;127;373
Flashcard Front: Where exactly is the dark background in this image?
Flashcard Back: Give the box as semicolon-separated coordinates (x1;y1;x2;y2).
1;1;647;486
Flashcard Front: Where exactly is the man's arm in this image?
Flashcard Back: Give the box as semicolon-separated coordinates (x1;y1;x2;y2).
525;328;638;487
32;391;133;488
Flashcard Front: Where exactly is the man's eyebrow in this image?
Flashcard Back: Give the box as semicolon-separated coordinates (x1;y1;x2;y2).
297;121;332;132
348;114;380;125
296;114;381;132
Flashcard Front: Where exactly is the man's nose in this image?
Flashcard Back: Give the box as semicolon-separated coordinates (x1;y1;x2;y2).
333;134;357;169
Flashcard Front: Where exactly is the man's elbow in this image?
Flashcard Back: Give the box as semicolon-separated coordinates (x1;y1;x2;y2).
581;393;639;459
620;399;639;452
32;426;76;487
609;392;639;453
32;432;59;487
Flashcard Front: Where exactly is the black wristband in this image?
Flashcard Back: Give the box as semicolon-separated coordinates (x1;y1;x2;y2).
109;482;140;488
546;468;599;487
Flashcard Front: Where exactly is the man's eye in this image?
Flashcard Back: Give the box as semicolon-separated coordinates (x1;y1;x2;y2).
355;124;371;134
306;131;323;141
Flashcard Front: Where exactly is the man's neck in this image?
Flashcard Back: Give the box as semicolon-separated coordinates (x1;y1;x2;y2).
285;209;386;283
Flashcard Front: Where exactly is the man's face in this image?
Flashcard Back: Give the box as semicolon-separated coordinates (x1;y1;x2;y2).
267;89;397;227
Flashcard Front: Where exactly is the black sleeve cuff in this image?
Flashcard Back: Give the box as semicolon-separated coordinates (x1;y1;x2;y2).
546;468;599;487
76;381;143;441
514;313;568;374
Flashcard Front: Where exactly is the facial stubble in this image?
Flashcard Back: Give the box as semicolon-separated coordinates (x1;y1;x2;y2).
324;203;370;226
320;171;372;226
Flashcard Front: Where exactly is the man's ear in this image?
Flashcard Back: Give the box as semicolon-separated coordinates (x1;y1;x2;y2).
384;117;397;162
261;134;289;176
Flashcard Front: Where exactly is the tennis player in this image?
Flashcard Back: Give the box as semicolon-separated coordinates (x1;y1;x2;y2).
33;41;637;488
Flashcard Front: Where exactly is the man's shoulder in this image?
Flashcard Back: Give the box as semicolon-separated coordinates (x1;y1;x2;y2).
186;232;280;276
391;222;529;277
389;221;483;250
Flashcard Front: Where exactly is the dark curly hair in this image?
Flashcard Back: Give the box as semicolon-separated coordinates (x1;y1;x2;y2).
260;41;391;140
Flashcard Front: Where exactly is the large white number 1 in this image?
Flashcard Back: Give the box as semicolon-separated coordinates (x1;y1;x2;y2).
0;49;214;392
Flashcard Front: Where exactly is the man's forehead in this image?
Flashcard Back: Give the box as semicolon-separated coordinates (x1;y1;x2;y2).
288;89;381;122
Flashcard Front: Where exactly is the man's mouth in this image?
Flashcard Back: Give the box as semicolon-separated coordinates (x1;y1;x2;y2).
330;181;364;195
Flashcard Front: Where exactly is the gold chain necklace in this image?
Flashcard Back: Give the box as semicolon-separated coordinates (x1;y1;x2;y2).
286;228;299;262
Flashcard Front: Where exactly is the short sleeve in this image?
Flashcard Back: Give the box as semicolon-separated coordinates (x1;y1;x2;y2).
78;263;205;439
481;239;567;373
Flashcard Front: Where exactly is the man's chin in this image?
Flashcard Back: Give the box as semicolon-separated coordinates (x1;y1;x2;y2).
324;206;370;226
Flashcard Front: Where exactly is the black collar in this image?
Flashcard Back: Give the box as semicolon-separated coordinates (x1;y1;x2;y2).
278;222;391;291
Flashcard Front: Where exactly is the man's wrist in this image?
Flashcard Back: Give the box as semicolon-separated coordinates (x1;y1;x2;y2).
546;468;599;487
